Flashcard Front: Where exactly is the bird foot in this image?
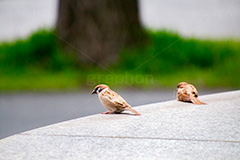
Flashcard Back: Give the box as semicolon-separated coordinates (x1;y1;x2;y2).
100;110;113;114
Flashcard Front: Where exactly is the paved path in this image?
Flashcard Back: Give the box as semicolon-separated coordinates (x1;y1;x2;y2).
0;90;223;139
0;90;239;159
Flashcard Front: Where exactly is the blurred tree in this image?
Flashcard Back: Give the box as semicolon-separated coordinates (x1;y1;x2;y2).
56;0;145;66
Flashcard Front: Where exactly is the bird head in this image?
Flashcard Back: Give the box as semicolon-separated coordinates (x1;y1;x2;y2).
91;84;109;94
177;82;188;88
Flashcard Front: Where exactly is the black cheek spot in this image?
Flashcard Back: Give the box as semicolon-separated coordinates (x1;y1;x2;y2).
192;92;198;97
97;87;103;93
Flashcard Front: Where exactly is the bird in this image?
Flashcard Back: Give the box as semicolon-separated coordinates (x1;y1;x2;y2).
176;82;206;105
92;84;141;115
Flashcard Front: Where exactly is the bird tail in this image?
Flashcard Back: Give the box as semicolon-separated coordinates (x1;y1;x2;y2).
125;105;141;115
191;97;206;105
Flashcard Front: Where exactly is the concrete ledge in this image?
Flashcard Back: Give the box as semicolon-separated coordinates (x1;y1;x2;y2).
0;91;240;159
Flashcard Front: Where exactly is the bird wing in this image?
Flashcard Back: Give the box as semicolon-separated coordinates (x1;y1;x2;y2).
102;90;129;108
111;90;130;108
101;89;140;115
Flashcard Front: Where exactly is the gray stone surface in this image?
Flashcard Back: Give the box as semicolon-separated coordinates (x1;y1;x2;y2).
0;91;240;160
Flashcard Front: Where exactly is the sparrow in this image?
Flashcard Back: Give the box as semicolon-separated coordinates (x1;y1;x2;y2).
92;84;141;115
176;82;206;105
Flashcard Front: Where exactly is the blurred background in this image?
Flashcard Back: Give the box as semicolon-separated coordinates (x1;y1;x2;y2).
0;0;239;139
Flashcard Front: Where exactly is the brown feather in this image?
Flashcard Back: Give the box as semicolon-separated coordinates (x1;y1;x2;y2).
94;84;140;115
191;97;206;105
176;82;206;105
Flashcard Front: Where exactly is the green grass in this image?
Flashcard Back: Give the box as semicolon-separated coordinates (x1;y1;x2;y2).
0;68;82;91
0;29;240;91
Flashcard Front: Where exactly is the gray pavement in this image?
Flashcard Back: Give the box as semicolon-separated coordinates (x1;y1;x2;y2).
0;90;240;159
0;90;177;139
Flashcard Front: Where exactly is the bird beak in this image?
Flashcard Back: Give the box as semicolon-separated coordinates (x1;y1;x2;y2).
91;89;97;94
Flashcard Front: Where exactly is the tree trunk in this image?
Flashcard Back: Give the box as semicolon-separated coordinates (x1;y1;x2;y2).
56;0;145;66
